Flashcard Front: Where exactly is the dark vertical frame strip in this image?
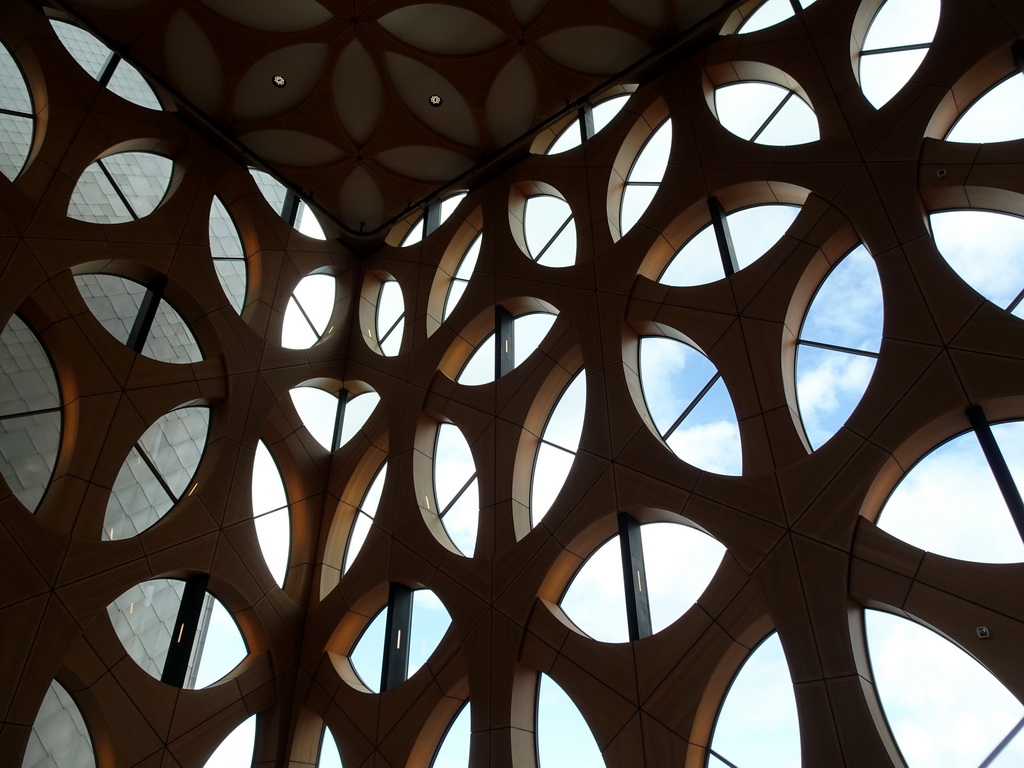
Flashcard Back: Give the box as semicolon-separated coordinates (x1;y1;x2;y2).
618;513;652;641
381;583;413;691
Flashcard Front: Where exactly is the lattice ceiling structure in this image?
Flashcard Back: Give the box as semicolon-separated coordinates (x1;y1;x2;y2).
2;0;1024;766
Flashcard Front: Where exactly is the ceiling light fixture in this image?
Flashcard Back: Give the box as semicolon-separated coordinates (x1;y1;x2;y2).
273;75;286;87
429;94;442;107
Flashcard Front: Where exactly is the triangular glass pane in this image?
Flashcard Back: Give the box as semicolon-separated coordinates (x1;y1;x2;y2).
345;465;386;572
514;313;557;368
290;387;339;451
560;534;630;642
548;120;583;154
142;298;203;364
930;210;1024;312
536;674;605;767
318;726;344;768
755;93;819;145
67;163;133;223
401;217;425;246
665;377;742;475
0;114;33;182
189;595;248;689
863;0;940;50
282;298;319;349
0;43;32;115
106;61;161;110
800;245;883;353
541;373;585;452
284;275;335;349
877;430;1024;563
439;193;467;224
457;334;495;385
100;152;172;219
107;578;186;679
432;703;470;767
737;0;795;34
24;680;95;768
865;610;1024;766
249;168;288;216
591;94;630;134
620;184;659;235
795;345;876;450
255;508;289;587
531;442;576;526
377;280;404;357
715;83;787;141
350;608;386;692
104;446;174;540
628;121;671;183
50;21;111;80
860;49;929;109
441;478;478;556
709;633;800;767
639;337;718;437
337;392;380;447
73;275;145;345
947;75;1024;143
409;590;452;676
213;259;247;314
0;315;60;417
729;204;801;270
434;424;478;555
203;715;256;768
209;197;246;312
537;222;576;268
0;411;60;513
660;225;725;287
525;197;572;258
643;523;725;633
296;201;326;240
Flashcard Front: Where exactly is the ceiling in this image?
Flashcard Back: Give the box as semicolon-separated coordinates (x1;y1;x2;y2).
60;0;738;238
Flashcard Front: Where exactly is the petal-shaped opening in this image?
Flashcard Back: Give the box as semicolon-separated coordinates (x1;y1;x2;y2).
350;607;387;692
736;0;796;34
249;168;325;238
536;674;605;767
876;426;1024;563
68;153;173;223
318;726;344;768
524;196;576;267
457;312;557;385
620;119;671;235
0;42;34;181
290;387;339;451
107;578;247;688
443;233;481;321
376;279;405;357
709;632;801;767
639;338;742;475
432;702;470;767
209;197;247;313
203;715;256;767
796;245;883;448
253;441;290;586
25;680;95;768
103;406;209;539
283;274;336;349
660;204;800;286
946;74;1024;143
531;372;586;525
548;94;630;154
715;82;818;145
859;0;940;108
344;463;386;573
930;210;1024;317
865;610;1024;766
339;391;381;447
399;192;468;246
561;521;725;642
434;423;478;556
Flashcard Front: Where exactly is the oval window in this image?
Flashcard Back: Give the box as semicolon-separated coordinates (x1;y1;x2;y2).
349;588;452;693
865;610;1024;765
946;73;1024;143
375;279;405;357
457;312;557;386
50;20;161;110
249;168;325;239
536;674;604;767
345;463;386;573
638;337;742;475
660;204;801;286
433;423;478;556
523;196;576;267
930;210;1024;318
209;197;247;313
253;440;290;586
107;578;247;688
620;119;671;236
68;152;174;224
103;406;210;540
289;386;380;452
709;632;800;767
282;274;336;349
24;680;96;768
73;274;203;364
714;81;818;145
876;422;1024;563
531;371;586;525
0;314;61;513
548;93;631;154
443;233;481;321
0;42;34;181
560;520;725;642
795;245;883;449
858;0;940;109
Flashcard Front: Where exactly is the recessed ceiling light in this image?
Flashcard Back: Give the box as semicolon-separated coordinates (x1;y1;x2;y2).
273;75;287;87
429;94;442;107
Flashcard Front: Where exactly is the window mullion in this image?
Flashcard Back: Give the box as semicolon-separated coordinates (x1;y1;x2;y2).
160;573;209;687
126;276;165;353
133;441;179;503
381;583;413;691
966;405;1024;543
98;159;139;220
663;372;721;441
708;197;739;276
331;389;349;452
532;214;573;263
617;513;652;641
440;471;477;519
798;339;880;358
750;91;792;143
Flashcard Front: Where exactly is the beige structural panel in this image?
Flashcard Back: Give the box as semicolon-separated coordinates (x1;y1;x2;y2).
1;0;1024;766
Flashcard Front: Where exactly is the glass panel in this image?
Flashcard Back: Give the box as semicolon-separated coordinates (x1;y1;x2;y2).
401;217;425;246
930;210;1024;315
105;60;161;110
432;703;470;767
643;523;725;632
456;313;557;385
377;280;405;357
947;75;1024;144
628;121;671;183
524;196;575;266
993;421;1024;494
296;201;326;239
345;464;386;573
67;163;133;224
0;315;60;417
536;674;605;767
409;590;452;676
142;298;203;364
665;378;742;476
620;185;659;236
350;608;386;692
531;372;586;524
337;392;381;447
865;610;1024;766
0;114;33;181
202;715;256;768
318;726;344;768
50;21;111;80
860;49;929;109
253;441;290;586
190;595;248;689
877;429;1024;563
709;633;800;767
0;411;60;512
863;0;940;50
107;578;186;679
751;93;819;145
439;193;467;224
209;197;247;313
434;423;478;555
0;43;32;115
560;534;629;643
290;387;339;451
591;94;630;134
716;82;788;140
443;234;481;321
104;447;171;540
548;121;584;155
795;346;877;449
737;0;795;34
250;168;289;216
23;680;95;768
282;274;336;349
101;152;173;219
